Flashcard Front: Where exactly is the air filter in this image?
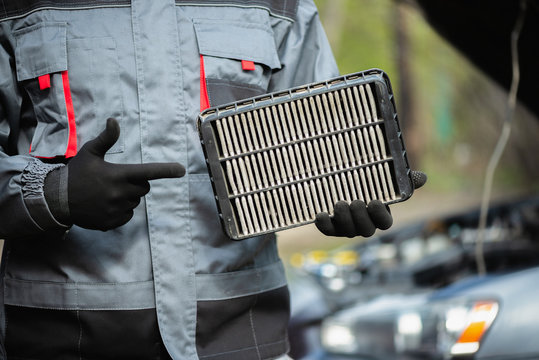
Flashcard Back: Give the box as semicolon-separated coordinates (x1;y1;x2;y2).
198;69;414;240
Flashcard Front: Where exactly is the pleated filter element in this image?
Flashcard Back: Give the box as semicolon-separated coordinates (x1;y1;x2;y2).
198;69;414;240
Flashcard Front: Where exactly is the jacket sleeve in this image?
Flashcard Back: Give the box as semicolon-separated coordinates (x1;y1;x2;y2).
0;25;68;239
268;0;340;91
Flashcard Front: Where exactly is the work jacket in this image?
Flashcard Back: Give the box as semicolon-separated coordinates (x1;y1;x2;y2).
0;1;338;359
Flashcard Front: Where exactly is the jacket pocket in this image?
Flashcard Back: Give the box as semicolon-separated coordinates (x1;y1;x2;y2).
194;18;281;106
14;22;124;158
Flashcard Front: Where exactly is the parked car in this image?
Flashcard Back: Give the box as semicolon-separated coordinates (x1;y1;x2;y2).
319;265;539;360
288;196;539;359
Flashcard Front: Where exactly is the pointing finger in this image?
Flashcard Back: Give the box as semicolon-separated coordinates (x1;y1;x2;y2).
120;162;186;181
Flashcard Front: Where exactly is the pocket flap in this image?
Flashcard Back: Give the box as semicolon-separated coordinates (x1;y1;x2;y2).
14;22;68;81
193;19;281;70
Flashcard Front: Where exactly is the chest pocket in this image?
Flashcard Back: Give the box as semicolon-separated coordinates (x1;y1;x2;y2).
14;22;124;158
193;18;281;107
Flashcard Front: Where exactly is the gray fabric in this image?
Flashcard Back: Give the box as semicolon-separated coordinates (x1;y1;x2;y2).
4;278;156;310
14;22;67;81
195;261;287;301
0;1;131;21
194;18;281;69
131;0;195;358
0;1;339;359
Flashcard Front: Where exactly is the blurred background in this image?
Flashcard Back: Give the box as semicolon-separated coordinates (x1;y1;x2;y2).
283;1;539;359
277;0;539;259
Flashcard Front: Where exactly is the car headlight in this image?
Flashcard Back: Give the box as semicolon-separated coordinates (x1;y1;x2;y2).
321;322;357;354
443;301;499;356
395;300;499;358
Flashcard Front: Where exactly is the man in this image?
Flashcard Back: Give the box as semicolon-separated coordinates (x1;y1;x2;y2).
0;1;404;359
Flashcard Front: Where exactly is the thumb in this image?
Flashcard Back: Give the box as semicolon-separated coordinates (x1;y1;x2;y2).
83;118;120;157
411;170;427;190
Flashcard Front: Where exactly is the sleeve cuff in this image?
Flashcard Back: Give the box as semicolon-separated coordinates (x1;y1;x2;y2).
21;159;71;231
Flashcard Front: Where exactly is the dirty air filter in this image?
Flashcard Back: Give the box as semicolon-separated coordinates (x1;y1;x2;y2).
198;69;414;240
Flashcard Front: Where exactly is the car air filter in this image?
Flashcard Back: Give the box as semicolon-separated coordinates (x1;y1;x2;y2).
198;69;414;240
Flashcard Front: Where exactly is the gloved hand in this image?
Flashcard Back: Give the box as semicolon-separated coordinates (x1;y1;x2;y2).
45;118;185;231
315;170;427;238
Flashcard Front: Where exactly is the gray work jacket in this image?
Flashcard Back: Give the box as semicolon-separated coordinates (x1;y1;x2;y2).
0;1;338;359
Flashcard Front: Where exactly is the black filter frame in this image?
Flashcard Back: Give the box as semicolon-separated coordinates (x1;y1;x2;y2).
198;69;413;240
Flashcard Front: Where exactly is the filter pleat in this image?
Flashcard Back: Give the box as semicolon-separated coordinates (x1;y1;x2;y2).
328;93;340;131
333;91;347;130
271;106;284;144
309;96;322;136
346;87;360;126
362;127;375;163
267;107;280;145
247;195;260;233
253;193;267;231
340;89;354;128
263;151;275;187
291;184;305;222
359;85;372;123
246;112;259;151
304;182;317;219
321;93;334;132
278;104;291;143
226;161;238;195
241;196;255;234
216;120;228;157
359;168;371;204
315;179;327;213
340;172;352;203
378;163;390;202
312;140;325;175
343;132;355;166
241;113;253;152
300;142;312;177
275;148;288;183
331;174;343;204
315;95;328;134
296;100;310;139
284;102;297;141
352;86;366;125
269;150;281;185
306;141;318;176
285;186;298;224
294;144;306;179
384;162;397;200
250;154;263;190
234;115;248;154
228;116;241;155
244;156;257;192
321;177;334;214
271;189;286;227
278;187;291;225
366;84;379;120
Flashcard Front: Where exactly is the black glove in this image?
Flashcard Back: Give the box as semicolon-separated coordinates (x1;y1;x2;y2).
315;170;427;238
45;118;185;231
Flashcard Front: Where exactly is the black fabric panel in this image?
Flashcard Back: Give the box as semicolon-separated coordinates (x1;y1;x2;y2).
0;0;131;20
1;0;299;21
4;305;171;360
5;306;80;360
175;0;299;20
206;79;266;107
196;286;290;360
